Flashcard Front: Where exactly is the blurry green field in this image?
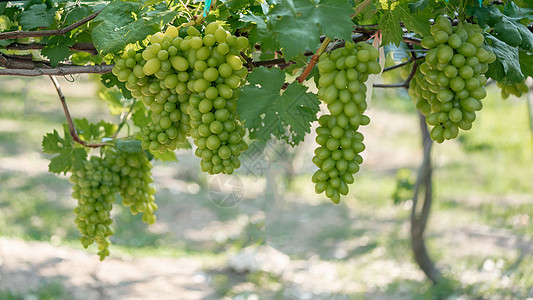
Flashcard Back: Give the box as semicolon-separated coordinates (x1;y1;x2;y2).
0;76;531;299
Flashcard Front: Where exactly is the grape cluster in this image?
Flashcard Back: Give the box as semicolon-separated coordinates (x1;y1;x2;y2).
69;148;157;260
497;81;529;99
312;42;381;203
408;67;432;116
70;156;120;260
113;23;249;174
415;16;496;142
105;149;158;225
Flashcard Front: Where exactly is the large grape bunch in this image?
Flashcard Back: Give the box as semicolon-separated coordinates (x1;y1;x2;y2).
105;149;158;225
70;156;120;260
112;23;249;175
497;81;529;99
416;16;496;142
311;42;381;203
181;24;249;175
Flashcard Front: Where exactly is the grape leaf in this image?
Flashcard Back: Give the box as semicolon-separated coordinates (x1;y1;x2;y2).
395;3;431;37
518;50;533;78
237;67;320;146
469;4;533;52
502;1;533;22
101;73;133;99
266;0;354;58
41;45;70;67
241;13;281;54
484;34;524;84
408;0;429;13
493;18;522;47
131;104;151;128
91;1;178;55
42;127;87;174
150;150;178;161
74;118;117;144
379;8;403;46
19;4;57;30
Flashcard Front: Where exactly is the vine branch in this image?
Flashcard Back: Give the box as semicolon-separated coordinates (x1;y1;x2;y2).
49;75;110;148
5;43;98;54
0;64;113;76
0;10;102;40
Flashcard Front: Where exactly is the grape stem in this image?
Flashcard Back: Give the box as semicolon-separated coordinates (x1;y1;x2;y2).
49;75;111;148
296;37;332;84
112;99;137;139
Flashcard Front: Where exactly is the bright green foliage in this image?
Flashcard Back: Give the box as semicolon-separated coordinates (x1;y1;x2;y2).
92;1;179;55
244;0;354;57
238;67;320;146
379;3;432;46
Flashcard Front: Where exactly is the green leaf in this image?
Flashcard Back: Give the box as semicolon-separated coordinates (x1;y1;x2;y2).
503;1;533;22
237;67;320;146
241;13;280;54
101;73;133;99
73;118;117;144
41;44;71;67
408;0;429;13
469;4;533;52
116;140;143;153
91;1;178;55
485;34;524;84
519;50;533;78
42;130;66;154
396;3;431;37
379;8;403;46
150;150;178;161
42;127;88;174
494;18;522;47
19;4;57;30
132;104;151;128
267;0;354;57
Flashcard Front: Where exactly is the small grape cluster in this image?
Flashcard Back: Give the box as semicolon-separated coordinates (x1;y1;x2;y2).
112;22;249;175
312;42;381;203
497;81;529;99
105;149;158;225
414;16;496;142
70;156;120;260
69;149;156;260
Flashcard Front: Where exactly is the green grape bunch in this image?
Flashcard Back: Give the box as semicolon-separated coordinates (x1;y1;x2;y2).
312;41;381;203
69;148;157;260
105;149;158;225
70;156;120;260
497;81;529;99
112;23;250;175
415;16;496;143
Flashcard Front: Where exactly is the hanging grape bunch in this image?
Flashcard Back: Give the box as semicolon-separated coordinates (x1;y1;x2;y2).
497;81;529;99
416;16;496;142
112;23;249;175
105;149;158;225
70;156;120;260
312;41;381;203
